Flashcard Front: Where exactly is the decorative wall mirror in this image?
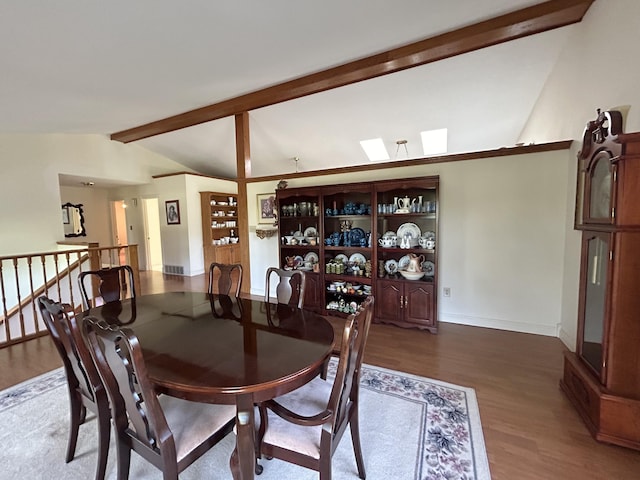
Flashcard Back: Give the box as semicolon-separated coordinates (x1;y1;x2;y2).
62;202;86;237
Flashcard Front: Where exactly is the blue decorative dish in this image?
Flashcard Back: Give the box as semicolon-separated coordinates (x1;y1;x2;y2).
349;227;366;246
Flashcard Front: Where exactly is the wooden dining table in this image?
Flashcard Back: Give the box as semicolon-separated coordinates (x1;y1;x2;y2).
81;291;335;480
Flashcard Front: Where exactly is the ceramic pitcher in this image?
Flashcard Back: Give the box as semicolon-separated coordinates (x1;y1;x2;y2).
406;253;425;272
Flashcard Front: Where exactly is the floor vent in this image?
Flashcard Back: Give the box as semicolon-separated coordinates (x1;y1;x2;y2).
164;265;184;275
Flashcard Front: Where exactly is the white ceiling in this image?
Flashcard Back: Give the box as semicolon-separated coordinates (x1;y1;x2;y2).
1;0;575;182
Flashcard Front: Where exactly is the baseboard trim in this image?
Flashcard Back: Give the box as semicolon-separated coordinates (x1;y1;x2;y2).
440;312;557;337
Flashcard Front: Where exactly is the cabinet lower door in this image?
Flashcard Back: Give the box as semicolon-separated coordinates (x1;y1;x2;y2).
376;281;403;322
303;272;322;312
405;283;435;327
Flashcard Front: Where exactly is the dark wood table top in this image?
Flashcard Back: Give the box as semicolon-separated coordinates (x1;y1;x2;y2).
82;291;335;403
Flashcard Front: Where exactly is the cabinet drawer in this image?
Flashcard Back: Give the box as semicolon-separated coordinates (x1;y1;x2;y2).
562;353;601;432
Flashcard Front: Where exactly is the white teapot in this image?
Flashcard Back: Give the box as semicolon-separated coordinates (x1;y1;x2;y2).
378;237;394;248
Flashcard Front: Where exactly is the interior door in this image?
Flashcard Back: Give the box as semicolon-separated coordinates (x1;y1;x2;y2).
142;198;163;272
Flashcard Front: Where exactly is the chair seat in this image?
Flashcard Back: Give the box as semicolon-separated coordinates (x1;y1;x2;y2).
261;377;332;459
159;395;236;462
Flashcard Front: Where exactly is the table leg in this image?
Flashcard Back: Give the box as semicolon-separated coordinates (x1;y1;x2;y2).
231;394;255;480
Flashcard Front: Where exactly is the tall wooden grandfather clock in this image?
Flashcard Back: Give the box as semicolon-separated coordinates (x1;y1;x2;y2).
560;109;640;450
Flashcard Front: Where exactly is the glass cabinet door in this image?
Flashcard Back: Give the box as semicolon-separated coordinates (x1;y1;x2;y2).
580;232;610;376
588;153;613;221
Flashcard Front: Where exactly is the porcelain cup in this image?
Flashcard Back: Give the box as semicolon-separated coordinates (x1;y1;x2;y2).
378;238;394;247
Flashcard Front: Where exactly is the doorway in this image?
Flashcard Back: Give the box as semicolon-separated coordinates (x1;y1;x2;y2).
111;200;128;246
110;200;129;267
142;198;163;272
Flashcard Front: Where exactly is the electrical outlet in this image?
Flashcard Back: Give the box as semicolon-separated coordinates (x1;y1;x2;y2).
443;287;451;297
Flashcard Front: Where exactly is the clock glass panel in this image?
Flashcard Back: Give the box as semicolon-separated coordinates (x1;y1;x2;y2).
589;154;612;219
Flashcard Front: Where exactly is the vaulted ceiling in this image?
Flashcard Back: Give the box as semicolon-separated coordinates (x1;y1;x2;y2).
1;1;593;182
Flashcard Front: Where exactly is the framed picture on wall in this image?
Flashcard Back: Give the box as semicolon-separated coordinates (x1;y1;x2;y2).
257;193;276;224
165;200;181;225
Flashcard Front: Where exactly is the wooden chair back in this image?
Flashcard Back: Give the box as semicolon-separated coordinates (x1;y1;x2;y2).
79;265;136;309
37;296;110;480
264;267;306;308
208;262;242;296
329;296;374;433
85;316;175;462
209;294;244;320
84;315;235;478
256;296;374;479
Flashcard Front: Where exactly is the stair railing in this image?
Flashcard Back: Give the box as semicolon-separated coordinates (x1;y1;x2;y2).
0;243;139;348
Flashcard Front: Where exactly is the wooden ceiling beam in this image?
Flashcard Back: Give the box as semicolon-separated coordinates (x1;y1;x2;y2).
111;0;594;143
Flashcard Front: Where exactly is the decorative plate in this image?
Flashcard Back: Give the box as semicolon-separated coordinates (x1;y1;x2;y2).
384;259;398;275
303;226;318;238
294;255;304;268
293;230;303;238
422;231;435;240
349;227;366;246
304;252;319;264
422;260;435;276
398;255;410;270
349;252;366;266
335;254;348;263
383;231;396;238
396;223;421;246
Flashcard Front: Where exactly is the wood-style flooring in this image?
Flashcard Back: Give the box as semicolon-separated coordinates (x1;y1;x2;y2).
1;271;638;479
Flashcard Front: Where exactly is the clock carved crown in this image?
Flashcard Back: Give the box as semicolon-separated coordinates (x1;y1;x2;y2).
579;108;623;162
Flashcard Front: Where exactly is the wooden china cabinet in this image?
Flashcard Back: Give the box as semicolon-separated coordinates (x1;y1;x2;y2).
374;178;438;332
200;191;240;272
275;176;439;330
560;109;640;450
275;187;323;312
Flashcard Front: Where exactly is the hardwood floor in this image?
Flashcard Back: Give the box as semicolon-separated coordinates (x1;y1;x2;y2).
1;271;638;479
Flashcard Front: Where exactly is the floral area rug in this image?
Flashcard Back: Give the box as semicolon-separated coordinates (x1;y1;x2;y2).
0;363;490;480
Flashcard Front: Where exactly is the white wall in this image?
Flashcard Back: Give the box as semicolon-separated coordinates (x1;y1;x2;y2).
519;0;640;143
0;133;191;256
111;174;237;276
60;185;112;247
247;148;577;337
518;0;640;349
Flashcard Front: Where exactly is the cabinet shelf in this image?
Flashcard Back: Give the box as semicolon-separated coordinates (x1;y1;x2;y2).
324;273;372;284
378;213;436;219
326;291;371;300
378;247;435;254
280;215;320;221
323;246;371;252
324;214;371;220
380;275;435;283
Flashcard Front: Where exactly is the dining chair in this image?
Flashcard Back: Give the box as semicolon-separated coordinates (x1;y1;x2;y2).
264;267;306;308
208;262;243;296
37;296;110;480
84;315;236;480
78;265;136;309
256;295;374;480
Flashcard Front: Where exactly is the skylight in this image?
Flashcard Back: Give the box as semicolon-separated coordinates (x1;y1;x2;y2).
421;128;448;156
360;138;390;161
